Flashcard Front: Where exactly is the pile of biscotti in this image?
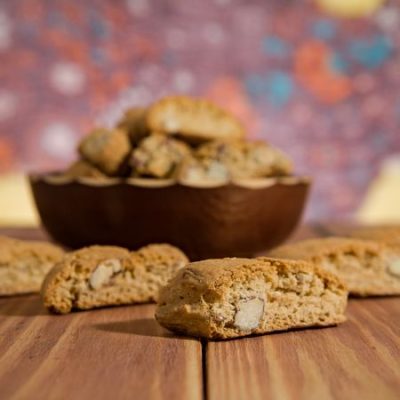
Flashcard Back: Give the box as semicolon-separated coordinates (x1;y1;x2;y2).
1;226;399;340
62;95;293;184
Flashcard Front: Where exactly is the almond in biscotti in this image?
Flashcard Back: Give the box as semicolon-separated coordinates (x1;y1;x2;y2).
269;237;400;297
146;95;245;143
78;127;131;175
42;244;188;314
155;257;347;339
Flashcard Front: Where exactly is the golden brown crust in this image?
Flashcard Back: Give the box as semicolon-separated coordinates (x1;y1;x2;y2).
349;226;400;250
146;95;245;143
63;160;106;179
178;139;293;183
117;107;149;144
130;134;191;178
155;257;348;339
78;128;131;175
42;244;188;314
269;237;400;296
269;237;385;261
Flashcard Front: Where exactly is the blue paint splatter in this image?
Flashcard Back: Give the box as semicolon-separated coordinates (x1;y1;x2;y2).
312;19;337;41
348;35;393;69
245;71;294;107
262;36;290;57
329;52;349;74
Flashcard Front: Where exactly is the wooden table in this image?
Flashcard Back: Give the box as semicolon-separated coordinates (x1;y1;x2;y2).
0;225;399;400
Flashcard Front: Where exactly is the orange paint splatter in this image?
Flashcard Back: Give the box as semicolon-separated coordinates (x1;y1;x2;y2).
294;41;352;104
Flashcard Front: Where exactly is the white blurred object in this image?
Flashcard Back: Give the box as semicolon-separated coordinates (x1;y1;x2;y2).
0;173;39;227
357;155;400;224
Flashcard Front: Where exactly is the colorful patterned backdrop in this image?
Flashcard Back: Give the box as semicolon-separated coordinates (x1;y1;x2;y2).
0;0;399;219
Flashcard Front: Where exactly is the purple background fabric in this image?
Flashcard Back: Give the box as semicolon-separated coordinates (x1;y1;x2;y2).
0;0;399;219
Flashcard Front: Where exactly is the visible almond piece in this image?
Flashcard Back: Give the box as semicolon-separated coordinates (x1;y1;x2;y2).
388;259;400;277
89;258;122;289
234;297;264;331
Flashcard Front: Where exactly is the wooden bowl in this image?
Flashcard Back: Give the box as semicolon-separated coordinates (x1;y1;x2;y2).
29;174;311;260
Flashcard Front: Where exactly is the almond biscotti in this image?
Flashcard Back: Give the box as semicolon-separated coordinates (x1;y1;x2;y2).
179;139;293;184
78;127;131;175
0;236;64;296
155;257;347;339
64;159;106;179
117;107;149;144
349;226;400;251
146;95;245;143
269;237;400;296
130;134;191;178
42;244;188;314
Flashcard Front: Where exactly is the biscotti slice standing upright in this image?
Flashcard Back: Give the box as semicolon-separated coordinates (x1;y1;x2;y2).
117;107;149;144
0;236;64;296
155;257;347;339
269;237;400;296
42;244;188;314
78;127;131;175
146;95;245;143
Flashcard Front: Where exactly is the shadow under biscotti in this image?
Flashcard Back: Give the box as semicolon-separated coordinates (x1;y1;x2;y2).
0;294;48;316
93;318;190;340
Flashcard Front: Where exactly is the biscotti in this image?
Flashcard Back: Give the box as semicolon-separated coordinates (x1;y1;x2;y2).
64;160;106;179
349;226;400;251
78;127;131;175
155;257;347;339
146;95;245;143
179;139;293;184
0;236;64;296
269;237;400;296
117;107;149;144
130;134;191;178
42;244;188;314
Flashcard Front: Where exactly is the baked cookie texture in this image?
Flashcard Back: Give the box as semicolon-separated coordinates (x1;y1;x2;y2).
349;226;400;251
146;95;245;143
117;107;149;144
78;127;131;175
130;134;191;178
269;237;400;296
155;257;347;339
179;139;293;184
64;160;106;179
0;236;64;296
42;244;188;314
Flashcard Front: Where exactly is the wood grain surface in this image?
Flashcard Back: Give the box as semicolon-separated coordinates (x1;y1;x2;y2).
0;227;202;400
1;226;400;400
206;224;400;400
0;297;202;400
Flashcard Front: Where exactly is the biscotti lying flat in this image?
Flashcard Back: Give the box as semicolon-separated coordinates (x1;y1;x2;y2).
349;226;400;251
269;237;400;296
146;95;245;143
0;236;64;296
42;244;188;314
155;257;347;339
